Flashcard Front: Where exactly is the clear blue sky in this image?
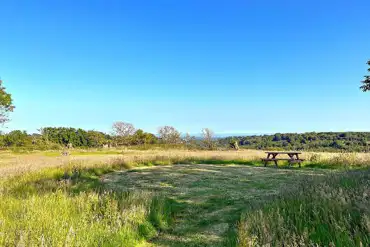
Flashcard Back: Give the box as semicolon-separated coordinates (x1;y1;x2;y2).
1;0;369;135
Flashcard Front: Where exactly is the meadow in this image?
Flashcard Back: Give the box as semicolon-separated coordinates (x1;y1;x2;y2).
0;149;369;246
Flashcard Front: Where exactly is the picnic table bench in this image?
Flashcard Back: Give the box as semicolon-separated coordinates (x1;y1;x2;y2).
261;151;305;167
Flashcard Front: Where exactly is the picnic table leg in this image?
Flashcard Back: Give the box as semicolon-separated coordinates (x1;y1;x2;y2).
296;154;302;168
274;160;278;167
288;154;294;167
264;153;272;167
272;153;278;167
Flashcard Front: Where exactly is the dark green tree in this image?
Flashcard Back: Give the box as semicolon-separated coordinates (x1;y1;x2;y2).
360;60;370;92
86;130;108;147
0;79;15;124
3;130;31;147
130;129;157;145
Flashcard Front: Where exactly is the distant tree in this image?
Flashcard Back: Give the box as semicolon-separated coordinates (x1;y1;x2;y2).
157;126;181;144
272;133;282;142
0;79;15;124
39;127;91;147
360;60;370;92
86;130;108;147
201;128;215;150
229;138;239;150
112;121;136;136
183;133;197;148
131;129;157;145
3;130;31;147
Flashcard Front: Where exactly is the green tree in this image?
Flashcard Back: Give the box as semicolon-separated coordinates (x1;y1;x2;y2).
229;137;239;150
3;130;31;147
131;129;157;145
86;130;108;147
0;79;15;124
360;60;370;92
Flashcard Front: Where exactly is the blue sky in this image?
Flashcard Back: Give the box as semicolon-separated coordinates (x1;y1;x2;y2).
1;0;369;135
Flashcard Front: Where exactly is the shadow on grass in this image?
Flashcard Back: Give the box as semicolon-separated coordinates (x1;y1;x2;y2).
186;159;257;166
184;159;344;171
4;157;348;199
3;167;112;197
303;162;351;169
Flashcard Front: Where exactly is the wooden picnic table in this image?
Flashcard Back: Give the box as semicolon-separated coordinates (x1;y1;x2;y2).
261;151;305;168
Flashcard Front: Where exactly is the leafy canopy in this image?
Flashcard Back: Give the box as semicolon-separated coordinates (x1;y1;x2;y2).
0;79;15;124
360;60;370;92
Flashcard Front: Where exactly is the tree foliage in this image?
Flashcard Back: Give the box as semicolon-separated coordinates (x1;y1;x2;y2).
112;121;136;137
229;138;240;150
157;126;181;144
0;126;159;149
0;79;15;124
183;133;197;149
40;127;110;147
220;132;370;152
360;60;370;92
201;128;216;150
130;129;157;145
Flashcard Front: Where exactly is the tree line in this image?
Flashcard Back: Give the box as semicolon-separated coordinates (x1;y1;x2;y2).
0;123;218;150
219;132;370;152
1;125;370;152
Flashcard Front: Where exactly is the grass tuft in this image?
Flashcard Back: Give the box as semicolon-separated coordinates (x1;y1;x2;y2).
238;169;370;247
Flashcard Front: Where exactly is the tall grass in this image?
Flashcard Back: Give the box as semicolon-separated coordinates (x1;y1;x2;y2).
0;191;165;246
2;149;370;179
238;169;370;246
0;150;369;246
0;157;177;246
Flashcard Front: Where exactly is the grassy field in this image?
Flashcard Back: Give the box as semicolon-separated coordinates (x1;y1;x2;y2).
1;149;370;178
103;164;330;246
0;149;369;246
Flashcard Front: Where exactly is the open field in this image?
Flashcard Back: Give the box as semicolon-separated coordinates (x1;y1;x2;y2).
103;164;329;246
0;149;369;246
1;148;370;178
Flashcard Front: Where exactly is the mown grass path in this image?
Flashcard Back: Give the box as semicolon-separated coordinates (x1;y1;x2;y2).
103;164;327;246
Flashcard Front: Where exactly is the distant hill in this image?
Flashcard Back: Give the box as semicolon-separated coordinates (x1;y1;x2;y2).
218;132;370;152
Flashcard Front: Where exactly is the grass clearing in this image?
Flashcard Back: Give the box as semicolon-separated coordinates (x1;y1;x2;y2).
2;149;369;179
0;149;369;246
103;164;330;246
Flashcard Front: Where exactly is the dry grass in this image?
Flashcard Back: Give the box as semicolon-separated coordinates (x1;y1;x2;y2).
0;149;263;178
1;149;369;179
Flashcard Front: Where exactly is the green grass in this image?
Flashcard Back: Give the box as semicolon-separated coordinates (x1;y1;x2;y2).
0;160;176;246
0;191;170;246
103;164;330;246
0;153;368;246
238;169;370;247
